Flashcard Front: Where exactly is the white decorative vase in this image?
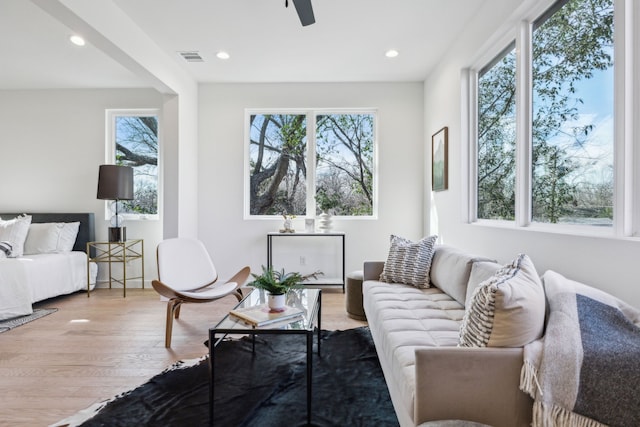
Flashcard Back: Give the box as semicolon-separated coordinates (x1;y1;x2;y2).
318;212;332;233
267;293;286;312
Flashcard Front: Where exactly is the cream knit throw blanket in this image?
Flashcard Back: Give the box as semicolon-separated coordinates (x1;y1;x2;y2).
520;271;640;427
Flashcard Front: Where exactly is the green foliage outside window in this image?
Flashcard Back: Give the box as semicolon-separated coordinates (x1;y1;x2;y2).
478;47;516;220
531;0;613;224
248;112;375;217
249;114;308;216
315;114;374;216
114;115;159;215
478;0;614;225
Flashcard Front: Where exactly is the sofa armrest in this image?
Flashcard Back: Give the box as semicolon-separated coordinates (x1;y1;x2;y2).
363;261;384;281
414;347;532;427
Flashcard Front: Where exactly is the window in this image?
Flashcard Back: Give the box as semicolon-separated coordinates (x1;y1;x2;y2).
246;110;376;217
531;0;614;225
315;114;374;216
248;113;307;216
473;0;614;228
106;109;159;218
477;44;517;220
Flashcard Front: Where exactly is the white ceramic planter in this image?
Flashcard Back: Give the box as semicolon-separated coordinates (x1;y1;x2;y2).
267;293;286;312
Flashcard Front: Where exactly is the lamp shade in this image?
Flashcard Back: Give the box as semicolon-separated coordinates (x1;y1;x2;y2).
97;165;134;200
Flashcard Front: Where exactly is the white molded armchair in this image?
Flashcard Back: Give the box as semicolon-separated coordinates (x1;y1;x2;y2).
151;238;250;347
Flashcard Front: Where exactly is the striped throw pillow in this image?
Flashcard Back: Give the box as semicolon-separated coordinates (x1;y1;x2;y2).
379;234;438;288
0;214;32;257
459;254;546;347
0;241;12;258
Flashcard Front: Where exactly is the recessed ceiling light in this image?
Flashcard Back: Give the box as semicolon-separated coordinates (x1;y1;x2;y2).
385;49;399;58
69;35;85;46
216;51;230;60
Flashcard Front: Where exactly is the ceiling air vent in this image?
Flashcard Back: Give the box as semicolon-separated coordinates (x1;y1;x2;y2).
178;51;204;62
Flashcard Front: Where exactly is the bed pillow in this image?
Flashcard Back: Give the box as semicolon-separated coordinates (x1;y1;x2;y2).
459;254;545;347
24;223;63;254
379;234;438;288
0;214;32;257
58;222;80;252
23;222;81;254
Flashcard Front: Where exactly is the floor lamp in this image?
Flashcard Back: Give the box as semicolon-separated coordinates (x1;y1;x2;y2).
97;165;134;242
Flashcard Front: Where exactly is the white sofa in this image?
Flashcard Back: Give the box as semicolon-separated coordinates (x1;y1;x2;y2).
363;245;533;427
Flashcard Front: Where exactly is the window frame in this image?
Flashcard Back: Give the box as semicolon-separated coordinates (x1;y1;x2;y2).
244;108;378;220
105;108;161;222
463;0;637;239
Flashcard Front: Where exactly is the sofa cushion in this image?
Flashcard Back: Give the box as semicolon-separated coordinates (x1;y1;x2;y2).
379;234;437;288
430;245;496;306
363;279;465;423
459;254;545;347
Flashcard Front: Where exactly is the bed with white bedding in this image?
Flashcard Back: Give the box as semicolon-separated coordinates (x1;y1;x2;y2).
0;213;97;321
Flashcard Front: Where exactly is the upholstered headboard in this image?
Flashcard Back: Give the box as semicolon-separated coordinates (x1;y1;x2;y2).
0;213;95;253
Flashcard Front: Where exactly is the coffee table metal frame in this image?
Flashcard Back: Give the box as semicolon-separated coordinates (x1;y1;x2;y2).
208;288;322;426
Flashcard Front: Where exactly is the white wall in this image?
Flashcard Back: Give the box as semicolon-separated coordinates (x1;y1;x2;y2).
0;89;163;285
40;0;201;241
423;0;640;307
198;83;424;282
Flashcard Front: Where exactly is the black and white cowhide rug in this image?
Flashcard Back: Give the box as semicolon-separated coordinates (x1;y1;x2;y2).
54;327;398;427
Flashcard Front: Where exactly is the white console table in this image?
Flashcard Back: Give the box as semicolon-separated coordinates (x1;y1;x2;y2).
267;232;345;292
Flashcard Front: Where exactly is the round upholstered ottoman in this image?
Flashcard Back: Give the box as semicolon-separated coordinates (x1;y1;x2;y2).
346;270;366;320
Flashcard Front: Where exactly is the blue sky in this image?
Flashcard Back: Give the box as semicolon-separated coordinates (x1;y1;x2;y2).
545;65;614;185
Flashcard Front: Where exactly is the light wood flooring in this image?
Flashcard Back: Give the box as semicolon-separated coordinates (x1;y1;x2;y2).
0;287;366;427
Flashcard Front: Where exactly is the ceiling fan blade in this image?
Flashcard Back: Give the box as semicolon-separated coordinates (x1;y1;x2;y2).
292;0;315;26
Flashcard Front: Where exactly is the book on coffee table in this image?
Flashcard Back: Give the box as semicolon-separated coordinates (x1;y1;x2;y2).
229;304;304;327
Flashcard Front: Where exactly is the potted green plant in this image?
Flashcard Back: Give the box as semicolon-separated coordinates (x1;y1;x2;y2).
249;266;322;312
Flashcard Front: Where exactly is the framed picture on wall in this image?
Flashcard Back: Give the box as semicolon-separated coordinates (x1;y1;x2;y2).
432;127;448;191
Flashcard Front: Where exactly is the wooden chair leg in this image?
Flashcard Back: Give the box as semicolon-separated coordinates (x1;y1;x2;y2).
165;299;182;348
165;300;175;347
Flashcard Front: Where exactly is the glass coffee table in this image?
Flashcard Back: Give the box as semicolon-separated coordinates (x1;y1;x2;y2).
208;288;322;426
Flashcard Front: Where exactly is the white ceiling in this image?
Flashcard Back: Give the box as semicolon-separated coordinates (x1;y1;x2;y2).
0;0;147;89
0;0;487;89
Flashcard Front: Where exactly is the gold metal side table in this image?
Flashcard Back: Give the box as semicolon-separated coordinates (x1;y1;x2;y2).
86;239;144;297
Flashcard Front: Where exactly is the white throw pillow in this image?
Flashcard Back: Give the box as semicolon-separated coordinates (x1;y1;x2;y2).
0;214;32;257
23;221;81;254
